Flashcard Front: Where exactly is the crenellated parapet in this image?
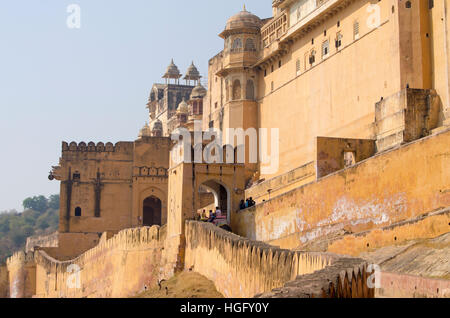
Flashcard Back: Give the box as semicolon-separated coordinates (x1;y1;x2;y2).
34;226;162;272
31;226;164;298
255;257;373;298
184;221;344;298
62;141;134;154
6;251;34;268
6;251;36;298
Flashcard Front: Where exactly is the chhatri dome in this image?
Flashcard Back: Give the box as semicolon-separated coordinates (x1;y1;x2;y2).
190;82;207;99
221;5;262;36
163;59;182;80
184;62;201;82
177;98;189;114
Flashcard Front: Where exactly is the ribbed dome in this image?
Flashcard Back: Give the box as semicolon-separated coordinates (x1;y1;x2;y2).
190;83;207;99
184;62;201;81
163;59;182;79
177;99;189;114
224;8;262;32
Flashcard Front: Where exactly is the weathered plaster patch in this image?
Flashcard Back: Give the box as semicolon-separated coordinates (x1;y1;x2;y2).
256;209;303;241
299;223;345;244
319;193;407;227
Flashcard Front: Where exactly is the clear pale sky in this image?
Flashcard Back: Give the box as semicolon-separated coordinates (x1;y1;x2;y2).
0;0;271;212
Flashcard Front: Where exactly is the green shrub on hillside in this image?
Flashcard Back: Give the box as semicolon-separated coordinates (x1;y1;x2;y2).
0;195;59;263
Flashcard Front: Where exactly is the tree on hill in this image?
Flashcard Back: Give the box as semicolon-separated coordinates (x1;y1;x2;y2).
0;194;59;263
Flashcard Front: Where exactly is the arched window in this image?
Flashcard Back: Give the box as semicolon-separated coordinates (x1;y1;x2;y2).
231;38;243;52
245;38;256;51
232;80;241;100
75;207;82;217
246;80;255;100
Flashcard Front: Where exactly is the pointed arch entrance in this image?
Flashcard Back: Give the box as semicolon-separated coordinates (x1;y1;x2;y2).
143;196;162;226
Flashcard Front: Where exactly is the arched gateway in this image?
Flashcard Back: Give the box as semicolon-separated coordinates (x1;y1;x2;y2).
143;196;162;226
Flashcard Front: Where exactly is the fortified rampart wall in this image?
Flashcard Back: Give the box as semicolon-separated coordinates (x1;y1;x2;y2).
256;257;374;298
6;226;164;298
62;141;134;161
33;226;164;298
233;129;450;250
6;251;36;298
25;232;59;252
185;221;344;298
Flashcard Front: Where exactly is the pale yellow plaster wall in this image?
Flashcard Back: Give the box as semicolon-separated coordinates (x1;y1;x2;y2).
258;0;402;179
233;128;450;249
429;0;450;122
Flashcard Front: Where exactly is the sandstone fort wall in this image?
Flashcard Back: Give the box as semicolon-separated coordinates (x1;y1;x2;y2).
7;226;164;298
34;226;163;298
233;129;450;250
377;271;450;298
25;232;59;252
185;221;338;298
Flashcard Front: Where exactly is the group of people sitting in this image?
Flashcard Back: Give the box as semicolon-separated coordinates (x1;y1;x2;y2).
239;197;256;210
198;207;225;223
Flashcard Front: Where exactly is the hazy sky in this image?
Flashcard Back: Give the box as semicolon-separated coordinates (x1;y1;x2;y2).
0;0;271;212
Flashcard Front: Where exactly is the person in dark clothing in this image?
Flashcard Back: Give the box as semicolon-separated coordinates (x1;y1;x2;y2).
239;200;246;210
207;210;216;223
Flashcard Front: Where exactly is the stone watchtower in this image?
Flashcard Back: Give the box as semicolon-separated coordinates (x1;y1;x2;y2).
216;7;263;182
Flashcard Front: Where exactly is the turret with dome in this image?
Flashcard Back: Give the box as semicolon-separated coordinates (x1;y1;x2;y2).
220;5;263;38
147;59;207;136
210;5;261;181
